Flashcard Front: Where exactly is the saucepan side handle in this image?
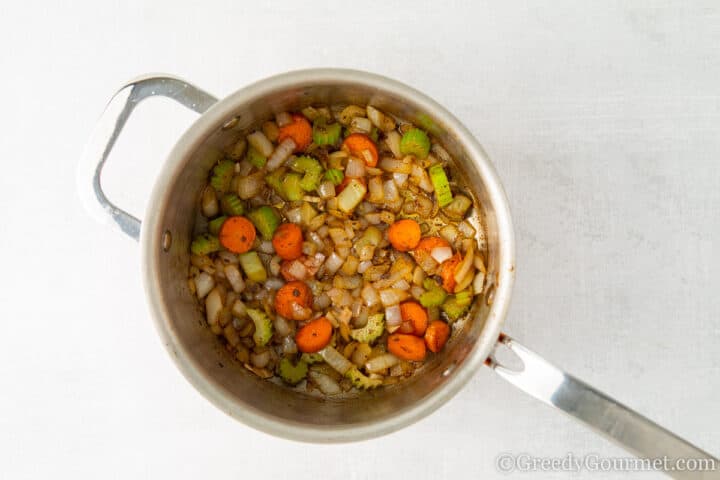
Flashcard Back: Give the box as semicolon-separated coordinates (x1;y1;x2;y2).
78;75;218;240
487;333;718;479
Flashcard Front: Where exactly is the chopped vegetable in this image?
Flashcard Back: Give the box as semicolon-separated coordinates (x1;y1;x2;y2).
387;333;427;361
443;194;472;219
220;194;245;216
324;168;344;186
399;301;428;336
245;146;267;168
342;133;378;167
272;223;304;260
318;345;353;375
278;114;312;152
248;206;280;240
455;289;472;307
238;251;267;282
388;219;421;252
246;308;273;346
264;167;286;196
424;320;450;353
219;216;256;254
439;252;462;293
274;281;312;320
247;131;274;157
349;313;385;343
289;156;323;191
428;164;453;207
345;366;382;389
399;128;431;159
336;178;367;213
207;216;227;236
441;294;470;321
420;278;447;307
300;352;324;364
295;317;333;353
210;160;235;193
281;172;304;201
312;117;342;145
191;233;221;256
277;358;308;385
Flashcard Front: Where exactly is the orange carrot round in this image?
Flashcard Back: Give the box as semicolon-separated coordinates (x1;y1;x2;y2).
400;301;428;336
414;236;450;255
342;133;378;167
439;252;462;293
272;223;304;260
387;333;427;361
424;320;450;353
278;114;312;152
218;216;256;253
295;317;333;353
388;219;421;252
274;280;312;320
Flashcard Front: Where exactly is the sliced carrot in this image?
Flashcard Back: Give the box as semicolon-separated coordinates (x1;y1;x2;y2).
335;176;366;195
278;114;312;152
388;219;421;252
387;333;426;361
439;252;462;293
342;133;378;167
414;236;450;255
272;223;304;260
400;301;428;336
218;216;256;254
274;280;313;320
295;317;333;353
424;320;450;353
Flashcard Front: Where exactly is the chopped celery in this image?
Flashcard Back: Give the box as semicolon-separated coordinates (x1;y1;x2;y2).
441;294;470;322
312;118;342;146
324;168;344;186
399;128;431;159
191;233;221;255
248;206;280;240
208;216;227;236
443;194;472;220
238;251;267;282
210;160;235;193
300;352;324;364
350;313;385;344
220;194;245;216
369;127;379;143
420;286;447;308
299;201;317;225
428;164;453;207
345;366;382;390
289;156;323;192
455;289;473;307
278;358;308;385
246;146;267;168
336;179;367;213
281;173;304;201
265;167;286;196
246;308;273;346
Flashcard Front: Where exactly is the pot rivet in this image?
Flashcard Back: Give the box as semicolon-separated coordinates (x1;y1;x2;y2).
162;230;172;252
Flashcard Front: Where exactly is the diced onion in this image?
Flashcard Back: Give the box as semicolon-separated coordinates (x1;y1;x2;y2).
317;180;336;199
385;304;402;328
264;277;284;290
458;220;476;238
194;272;215;299
201;187;219;217
237;171;264;199
346;157;366;177
205;288;223;325
365;353;399;373
392;279;411;291
282;336;297;355
285;207;302;224
308;371;341;395
224;264;245;293
319;346;353;375
287;260;308;280
325;252;344;274
393;172;408;187
431;246;453;264
357;260;373;274
274;315;291;337
381;288;408;307
250;350;271;368
383;179;399;202
246;131;274;157
473;270;486;295
361;284;380;307
350;117;372;134
379;157;413;174
385;131;402;158
368;176;384;203
257;240;275;254
454;245;474;283
266;138;295;171
275;111;292;127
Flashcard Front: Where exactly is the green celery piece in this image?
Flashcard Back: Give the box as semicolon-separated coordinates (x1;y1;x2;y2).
248;206;280;240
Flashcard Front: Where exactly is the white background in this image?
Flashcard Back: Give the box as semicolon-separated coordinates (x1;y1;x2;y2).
1;1;719;479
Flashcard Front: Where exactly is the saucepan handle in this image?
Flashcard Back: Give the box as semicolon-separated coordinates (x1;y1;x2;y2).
78;75;218;240
487;333;718;479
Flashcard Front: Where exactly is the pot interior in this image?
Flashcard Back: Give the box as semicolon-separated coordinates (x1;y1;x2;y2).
147;72;509;440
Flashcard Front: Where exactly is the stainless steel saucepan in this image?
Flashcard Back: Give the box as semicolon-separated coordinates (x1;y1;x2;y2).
79;69;717;478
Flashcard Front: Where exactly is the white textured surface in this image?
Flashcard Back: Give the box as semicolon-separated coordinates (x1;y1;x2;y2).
1;1;719;479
